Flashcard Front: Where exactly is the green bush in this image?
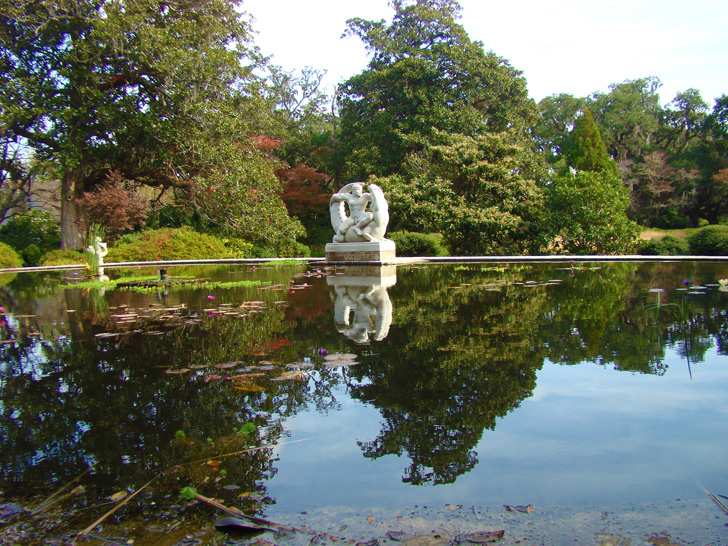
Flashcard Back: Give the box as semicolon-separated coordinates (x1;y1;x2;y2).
388;231;449;257
219;236;254;258
687;225;728;256
0;241;23;269
651;209;693;230
275;239;310;258
637;235;690;256
107;227;234;262
41;249;85;266
249;239;310;259
0;211;61;265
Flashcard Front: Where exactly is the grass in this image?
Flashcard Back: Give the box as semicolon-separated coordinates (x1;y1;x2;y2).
639;228;695;241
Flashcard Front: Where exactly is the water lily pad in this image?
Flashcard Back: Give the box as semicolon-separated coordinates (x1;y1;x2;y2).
324;360;359;367
165;368;191;374
324;353;357;361
233;384;264;392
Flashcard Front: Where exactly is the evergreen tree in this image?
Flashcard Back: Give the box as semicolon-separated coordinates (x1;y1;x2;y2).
566;108;619;176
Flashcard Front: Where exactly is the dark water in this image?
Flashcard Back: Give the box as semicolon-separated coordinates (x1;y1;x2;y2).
1;260;728;540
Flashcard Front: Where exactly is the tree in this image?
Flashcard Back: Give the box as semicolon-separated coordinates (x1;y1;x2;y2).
625;152;699;227
0;0;300;249
534;93;586;165
77;170;148;241
266;66;338;188
380;129;548;255
588;77;663;162
565;108;619;176
660;89;709;156
337;0;537;179
546;170;639;255
0;137;33;223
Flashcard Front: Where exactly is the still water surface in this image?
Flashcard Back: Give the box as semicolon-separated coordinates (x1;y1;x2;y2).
1;260;727;535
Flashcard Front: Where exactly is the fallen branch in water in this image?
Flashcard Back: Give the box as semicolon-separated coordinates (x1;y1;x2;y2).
32;461;100;515
75;476;158;540
70;439;310;541
174;438;310;469
698;483;728;515
192;491;342;541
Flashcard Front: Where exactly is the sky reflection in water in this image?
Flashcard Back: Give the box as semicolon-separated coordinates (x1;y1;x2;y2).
1;261;727;517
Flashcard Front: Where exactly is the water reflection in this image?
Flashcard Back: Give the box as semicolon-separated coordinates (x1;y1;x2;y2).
1;261;728;524
329;265;396;344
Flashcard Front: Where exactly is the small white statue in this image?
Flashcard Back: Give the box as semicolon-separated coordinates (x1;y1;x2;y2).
86;236;108;279
330;183;389;243
86;236;108;267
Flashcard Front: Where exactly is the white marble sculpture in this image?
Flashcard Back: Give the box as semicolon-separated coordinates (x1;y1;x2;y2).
86;236;108;278
330;183;389;243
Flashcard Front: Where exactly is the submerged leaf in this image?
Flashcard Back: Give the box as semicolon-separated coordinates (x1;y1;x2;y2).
213;517;270;533
503;504;533;514
108;491;127;502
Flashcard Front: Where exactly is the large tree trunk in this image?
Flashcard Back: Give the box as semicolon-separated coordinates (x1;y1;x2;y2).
60;167;83;250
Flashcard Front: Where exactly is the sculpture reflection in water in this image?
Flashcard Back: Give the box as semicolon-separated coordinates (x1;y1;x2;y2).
328;265;396;344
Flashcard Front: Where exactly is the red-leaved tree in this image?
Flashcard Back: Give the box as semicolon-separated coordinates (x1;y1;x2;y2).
78;170;149;240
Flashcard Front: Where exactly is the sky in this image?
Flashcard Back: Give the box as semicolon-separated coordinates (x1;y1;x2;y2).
241;0;728;107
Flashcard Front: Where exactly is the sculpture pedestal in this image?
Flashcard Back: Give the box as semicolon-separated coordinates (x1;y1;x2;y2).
325;240;396;264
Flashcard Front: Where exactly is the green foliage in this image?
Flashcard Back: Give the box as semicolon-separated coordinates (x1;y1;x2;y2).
566;108;619;176
40;250;85;267
687;225;728;255
338;0;537;179
239;422;257;438
381;130;548;255
534;93;586;163
388;231;448;257
107;227;234;263
589;77;663;162
250;240;310;259
179;487;198;501
546;170;639;254
637;235;690;256
1;0;300;249
0;211;61;266
219;237;254;259
0;241;23;269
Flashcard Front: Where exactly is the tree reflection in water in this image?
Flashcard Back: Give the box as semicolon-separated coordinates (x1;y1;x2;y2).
0;261;727;531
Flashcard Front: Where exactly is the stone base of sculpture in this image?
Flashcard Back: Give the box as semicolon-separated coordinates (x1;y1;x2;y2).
325;239;396;264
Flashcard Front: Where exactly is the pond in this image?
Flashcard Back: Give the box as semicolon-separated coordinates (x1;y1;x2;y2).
1;260;727;545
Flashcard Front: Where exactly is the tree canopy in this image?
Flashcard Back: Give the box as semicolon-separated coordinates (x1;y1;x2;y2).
0;0;301;248
337;0;537;180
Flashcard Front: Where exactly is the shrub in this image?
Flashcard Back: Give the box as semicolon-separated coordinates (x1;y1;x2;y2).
41;249;85;266
637;235;690;256
249;240;310;259
0;241;23;269
275;239;310;258
388;231;449;257
77;170;149;241
0;210;61;265
687;225;728;256
107;227;234;262
219;237;254;258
